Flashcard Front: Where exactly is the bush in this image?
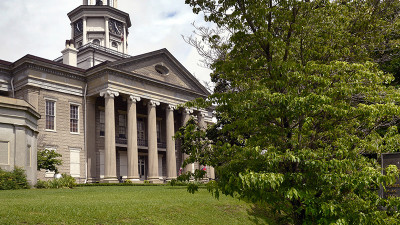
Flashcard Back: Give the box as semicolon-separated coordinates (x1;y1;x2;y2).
35;180;47;189
35;174;77;189
0;167;29;190
124;179;132;184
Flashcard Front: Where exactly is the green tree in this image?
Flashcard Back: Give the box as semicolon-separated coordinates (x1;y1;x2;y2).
37;148;62;174
179;0;400;224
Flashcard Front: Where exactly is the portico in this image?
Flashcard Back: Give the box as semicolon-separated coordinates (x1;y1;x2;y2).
92;87;204;183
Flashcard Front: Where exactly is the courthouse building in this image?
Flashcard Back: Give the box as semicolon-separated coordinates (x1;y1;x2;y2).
0;0;213;184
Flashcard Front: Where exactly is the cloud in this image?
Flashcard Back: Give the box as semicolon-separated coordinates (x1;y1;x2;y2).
0;0;212;83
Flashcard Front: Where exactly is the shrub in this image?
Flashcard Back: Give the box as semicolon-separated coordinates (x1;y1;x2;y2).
124;179;132;184
0;167;29;190
35;174;77;189
35;180;47;189
37;148;62;174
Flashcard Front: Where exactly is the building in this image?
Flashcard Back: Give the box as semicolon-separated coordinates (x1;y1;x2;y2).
0;0;214;184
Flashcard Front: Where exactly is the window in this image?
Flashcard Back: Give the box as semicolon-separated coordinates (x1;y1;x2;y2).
26;145;31;167
100;111;105;136
93;39;100;45
70;148;81;178
156;121;161;142
155;64;169;75
112;41;118;48
118;114;126;138
70;105;79;133
77;41;83;48
137;118;145;145
46;100;55;130
0;141;9;165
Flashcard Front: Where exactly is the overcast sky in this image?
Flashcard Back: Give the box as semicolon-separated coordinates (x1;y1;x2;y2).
0;0;212;84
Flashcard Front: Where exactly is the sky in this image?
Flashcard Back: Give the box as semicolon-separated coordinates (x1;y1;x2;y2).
0;0;212;84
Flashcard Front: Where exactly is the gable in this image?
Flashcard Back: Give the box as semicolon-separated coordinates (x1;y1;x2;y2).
110;49;209;95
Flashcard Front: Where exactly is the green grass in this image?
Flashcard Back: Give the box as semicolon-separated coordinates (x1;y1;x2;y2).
0;186;272;224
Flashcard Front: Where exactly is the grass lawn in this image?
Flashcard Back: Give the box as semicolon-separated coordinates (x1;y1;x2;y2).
0;186;272;224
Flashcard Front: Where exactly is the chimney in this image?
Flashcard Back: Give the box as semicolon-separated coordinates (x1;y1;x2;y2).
61;40;78;67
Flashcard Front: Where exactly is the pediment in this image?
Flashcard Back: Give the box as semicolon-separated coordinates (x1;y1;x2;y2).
110;49;209;96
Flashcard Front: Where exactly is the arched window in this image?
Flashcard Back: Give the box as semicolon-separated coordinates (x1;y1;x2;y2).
93;39;100;45
111;41;118;48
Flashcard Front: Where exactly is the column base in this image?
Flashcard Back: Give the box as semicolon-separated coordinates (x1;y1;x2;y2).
102;177;119;183
148;178;164;184
127;178;141;183
166;177;177;181
86;178;98;183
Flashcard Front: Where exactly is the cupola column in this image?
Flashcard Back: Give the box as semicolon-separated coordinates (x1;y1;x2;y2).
105;17;110;48
82;17;87;45
123;23;127;54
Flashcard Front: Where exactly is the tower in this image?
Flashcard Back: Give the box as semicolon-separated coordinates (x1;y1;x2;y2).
60;0;131;69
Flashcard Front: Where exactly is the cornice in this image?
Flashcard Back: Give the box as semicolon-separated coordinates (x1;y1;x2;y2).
87;67;207;99
25;63;86;81
68;5;131;27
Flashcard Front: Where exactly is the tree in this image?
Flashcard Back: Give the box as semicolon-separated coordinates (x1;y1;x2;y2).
37;148;62;174
179;0;400;224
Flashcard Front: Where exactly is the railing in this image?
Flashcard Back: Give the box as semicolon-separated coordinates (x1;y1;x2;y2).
115;137;166;148
158;142;166;149
53;42;131;62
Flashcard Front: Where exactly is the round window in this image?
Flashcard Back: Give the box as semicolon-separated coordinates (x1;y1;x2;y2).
93;39;100;45
155;65;169;75
112;42;118;48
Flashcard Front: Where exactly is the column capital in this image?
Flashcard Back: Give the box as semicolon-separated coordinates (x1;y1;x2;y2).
104;16;110;21
100;89;119;98
183;107;193;114
148;100;160;107
129;95;141;102
167;104;176;111
198;111;207;118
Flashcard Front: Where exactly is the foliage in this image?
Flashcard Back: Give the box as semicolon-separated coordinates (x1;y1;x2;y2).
0;167;29;190
35;174;76;189
124;179;133;184
37;148;62;174
181;0;400;224
77;182;164;187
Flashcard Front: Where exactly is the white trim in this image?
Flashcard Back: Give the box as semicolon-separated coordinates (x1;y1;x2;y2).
45;99;57;132
70;104;80;134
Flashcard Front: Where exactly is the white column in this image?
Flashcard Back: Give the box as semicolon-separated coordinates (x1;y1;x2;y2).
70;23;74;39
114;0;118;8
100;90;119;183
166;104;177;180
105;17;110;48
147;100;160;182
182;108;193;173
127;95;140;181
123;23;127;54
83;17;87;45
